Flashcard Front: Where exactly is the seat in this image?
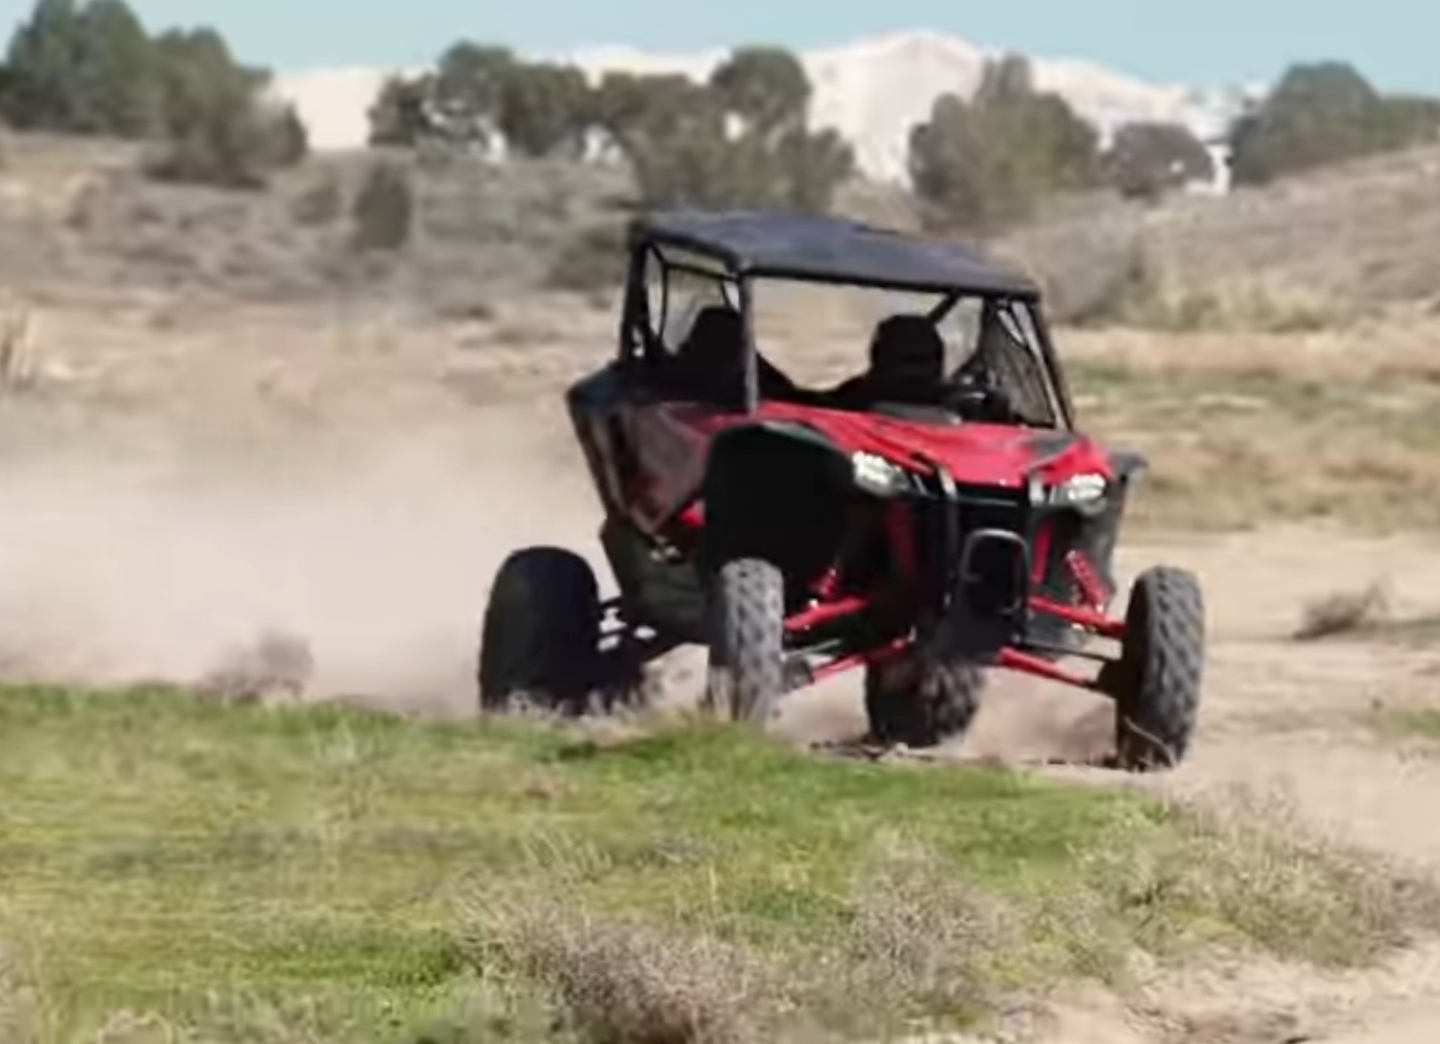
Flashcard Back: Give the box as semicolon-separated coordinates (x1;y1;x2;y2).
669;305;745;401
667;304;801;404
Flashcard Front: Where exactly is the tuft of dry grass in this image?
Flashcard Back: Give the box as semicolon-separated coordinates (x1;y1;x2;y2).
0;942;40;1044
467;901;793;1044
0;293;37;394
1294;583;1391;641
1079;790;1440;969
846;841;1015;1008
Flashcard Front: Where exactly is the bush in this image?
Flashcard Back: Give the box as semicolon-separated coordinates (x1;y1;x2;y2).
289;168;342;226
1104;121;1215;200
351;160;414;251
3;1;306;188
1231;62;1440;185
909;54;1100;233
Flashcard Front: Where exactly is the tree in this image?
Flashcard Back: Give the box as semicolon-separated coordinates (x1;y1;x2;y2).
1104;121;1214;200
3;0;82;129
1230;62;1440;185
498;60;591;157
908;94;989;231
261;101;308;167
600;49;851;213
777;126;855;212
908;57;1100;233
368;73;435;146
709;45;810;139
69;0;160;135
976;52;1033;103
591;70;729;205
148;27;300;187
351;159;413;251
433;41;513;144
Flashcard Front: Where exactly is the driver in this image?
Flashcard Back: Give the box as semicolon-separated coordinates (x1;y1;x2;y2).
822;313;949;411
822;312;1016;422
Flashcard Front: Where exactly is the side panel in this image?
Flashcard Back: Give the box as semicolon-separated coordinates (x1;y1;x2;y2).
565;363;636;521
567;368;731;635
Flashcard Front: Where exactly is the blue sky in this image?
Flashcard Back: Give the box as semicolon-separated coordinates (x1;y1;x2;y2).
4;0;1435;94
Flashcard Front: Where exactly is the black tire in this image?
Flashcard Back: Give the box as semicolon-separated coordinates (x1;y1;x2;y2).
478;546;601;715
864;652;986;749
1109;565;1204;771
705;558;785;724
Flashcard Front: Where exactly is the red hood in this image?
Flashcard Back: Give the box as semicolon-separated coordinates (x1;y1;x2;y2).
676;400;1114;488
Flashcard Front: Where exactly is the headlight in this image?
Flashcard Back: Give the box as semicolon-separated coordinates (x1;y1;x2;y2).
851;451;910;497
1046;472;1108;513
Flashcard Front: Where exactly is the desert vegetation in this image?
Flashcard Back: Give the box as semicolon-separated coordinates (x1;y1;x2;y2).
1;0;307;187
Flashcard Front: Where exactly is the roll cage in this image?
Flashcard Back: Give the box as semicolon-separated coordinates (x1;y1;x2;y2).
617;211;1078;429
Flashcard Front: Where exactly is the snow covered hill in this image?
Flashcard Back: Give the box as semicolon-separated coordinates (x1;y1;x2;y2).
271;29;1253;184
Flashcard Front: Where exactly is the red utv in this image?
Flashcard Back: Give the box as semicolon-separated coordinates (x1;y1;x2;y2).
478;209;1204;771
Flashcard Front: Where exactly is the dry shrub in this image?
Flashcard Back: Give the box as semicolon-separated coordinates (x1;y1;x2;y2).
1081;790;1440;968
1294;582;1390;640
841;840;1017;1022
465;901;792;1044
0;295;36;394
742;837;1047;1043
0;943;39;1044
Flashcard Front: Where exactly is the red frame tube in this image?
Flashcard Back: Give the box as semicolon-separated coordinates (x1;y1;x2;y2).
1065;549;1110;611
785;596;868;633
1028;595;1126;640
808;637;910;683
996;647;1100;689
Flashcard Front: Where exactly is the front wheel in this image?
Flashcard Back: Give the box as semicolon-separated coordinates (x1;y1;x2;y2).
704;558;785;724
1107;565;1204;771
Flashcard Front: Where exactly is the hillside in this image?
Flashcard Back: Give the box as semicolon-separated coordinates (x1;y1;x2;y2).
4;129;1438;333
271;28;1252;182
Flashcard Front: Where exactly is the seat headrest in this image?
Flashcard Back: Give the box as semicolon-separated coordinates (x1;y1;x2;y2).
681;305;743;355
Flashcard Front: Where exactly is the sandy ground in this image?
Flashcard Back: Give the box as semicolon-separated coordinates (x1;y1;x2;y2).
4;298;1440;1042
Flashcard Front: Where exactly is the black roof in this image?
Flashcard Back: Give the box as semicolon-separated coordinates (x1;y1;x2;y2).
629;208;1039;298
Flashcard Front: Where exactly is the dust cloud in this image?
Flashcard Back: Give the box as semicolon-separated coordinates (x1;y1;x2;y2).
0;404;602;716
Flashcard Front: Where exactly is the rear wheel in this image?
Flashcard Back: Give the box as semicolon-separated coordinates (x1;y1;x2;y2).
1107;565;1204;771
865;652;985;749
478;546;601;715
704;558;785;724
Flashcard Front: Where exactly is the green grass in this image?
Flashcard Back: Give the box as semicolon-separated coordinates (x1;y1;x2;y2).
1;685;1434;1044
1378;709;1440;741
1068;360;1440;532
